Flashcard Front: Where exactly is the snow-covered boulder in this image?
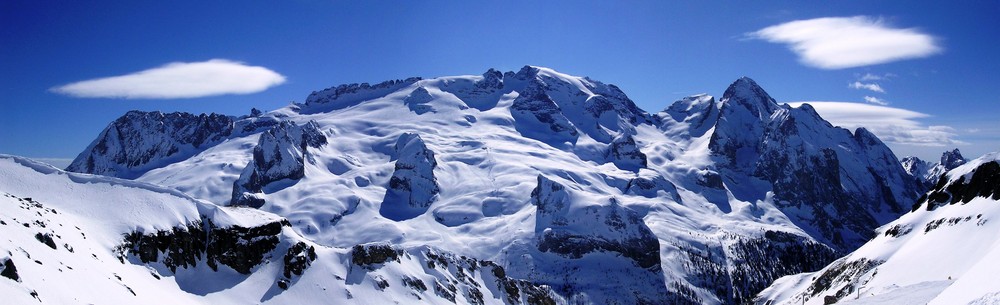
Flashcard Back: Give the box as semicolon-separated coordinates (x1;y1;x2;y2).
379;133;440;221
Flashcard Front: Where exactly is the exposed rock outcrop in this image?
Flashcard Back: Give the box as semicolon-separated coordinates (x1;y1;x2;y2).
380;133;440;221
231;120;327;208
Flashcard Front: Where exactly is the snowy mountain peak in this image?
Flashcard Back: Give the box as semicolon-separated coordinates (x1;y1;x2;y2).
709;78;919;251
940;148;967;169
902;148;971;190
853;127;884;147
720;76;779;119
479;68;504;90
515;65;539;78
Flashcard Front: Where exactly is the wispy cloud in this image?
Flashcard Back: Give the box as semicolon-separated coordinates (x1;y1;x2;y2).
787;101;965;146
849;81;885;93
859;72;895;81
863;96;889;105
749;16;942;69
51;59;286;99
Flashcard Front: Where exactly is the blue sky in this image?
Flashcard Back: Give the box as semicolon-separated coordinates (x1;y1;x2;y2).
2;1;998;165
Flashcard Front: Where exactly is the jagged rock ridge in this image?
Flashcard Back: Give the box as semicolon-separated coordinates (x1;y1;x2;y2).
66;111;235;178
902;148;969;190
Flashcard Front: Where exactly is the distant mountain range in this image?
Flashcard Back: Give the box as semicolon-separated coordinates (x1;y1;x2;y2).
4;66;990;304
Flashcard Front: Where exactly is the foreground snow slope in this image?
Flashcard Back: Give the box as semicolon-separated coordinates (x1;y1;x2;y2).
0;156;570;305
62;66;920;304
756;152;1000;305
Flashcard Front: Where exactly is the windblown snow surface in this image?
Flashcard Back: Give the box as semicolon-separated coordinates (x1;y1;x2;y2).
756;152;1000;305
19;65;935;304
0;155;565;304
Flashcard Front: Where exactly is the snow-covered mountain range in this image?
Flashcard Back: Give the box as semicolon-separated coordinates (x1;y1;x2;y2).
901;148;969;190
756;152;1000;305
4;66;938;304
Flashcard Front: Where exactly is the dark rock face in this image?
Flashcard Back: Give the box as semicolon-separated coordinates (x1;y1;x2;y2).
279;242;316;289
940;148;968;169
67;110;234;178
350;243;402;267
671;231;837;304
706;78;920;251
115;217;288;274
1;258;19;282
350;243;559;305
903;149;970;192
303;77;422;113
918;161;1000;211
803;258;881;303
34;233;57;249
606;134;648;172
727;231;838;304
380;133;440;221
231;120;327;208
478;68;504;91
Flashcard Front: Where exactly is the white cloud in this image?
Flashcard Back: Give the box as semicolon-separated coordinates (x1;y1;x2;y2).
859;72;895;81
850;81;885;93
787;101;966;146
51;59;286;99
750;16;942;69
863;96;889;105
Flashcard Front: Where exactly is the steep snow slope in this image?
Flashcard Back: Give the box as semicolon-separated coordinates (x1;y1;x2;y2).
755;152;1000;305
63;66;919;304
0;155;566;305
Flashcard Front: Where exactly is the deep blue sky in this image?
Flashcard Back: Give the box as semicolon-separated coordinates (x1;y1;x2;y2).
2;1;998;164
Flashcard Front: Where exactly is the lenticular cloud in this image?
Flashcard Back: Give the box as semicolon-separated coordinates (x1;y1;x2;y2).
751;16;941;69
787;101;965;146
51;59;286;99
